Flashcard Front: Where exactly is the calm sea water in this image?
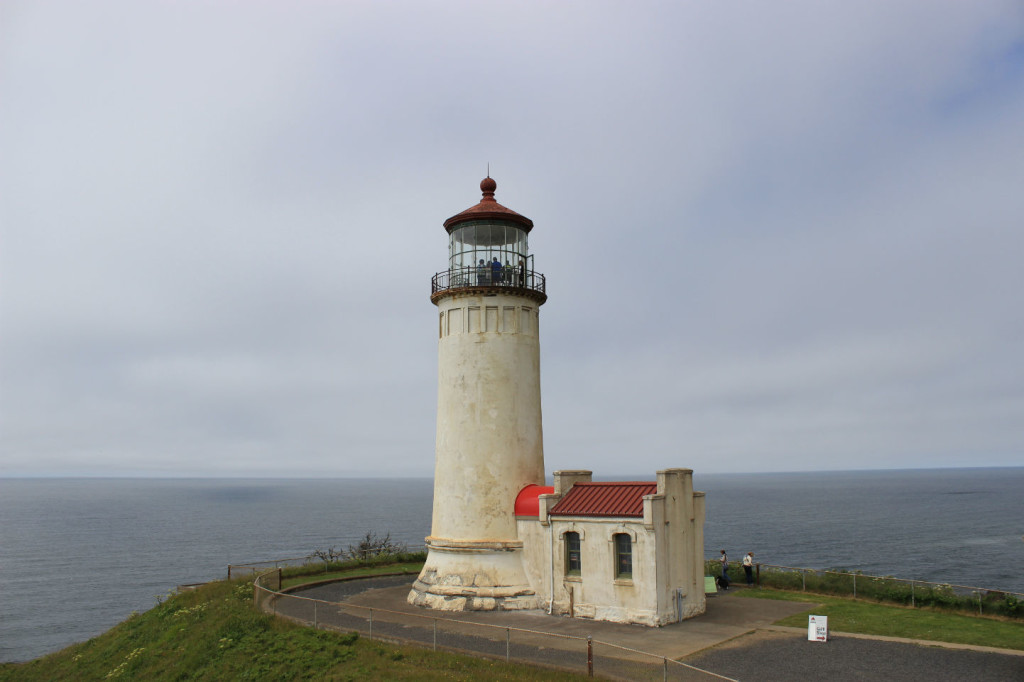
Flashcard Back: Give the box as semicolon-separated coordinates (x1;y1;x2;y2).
1;469;1022;663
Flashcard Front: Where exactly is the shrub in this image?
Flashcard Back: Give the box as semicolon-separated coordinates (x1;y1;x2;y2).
348;531;408;560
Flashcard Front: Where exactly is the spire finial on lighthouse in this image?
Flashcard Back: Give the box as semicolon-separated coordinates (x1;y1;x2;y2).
480;176;497;201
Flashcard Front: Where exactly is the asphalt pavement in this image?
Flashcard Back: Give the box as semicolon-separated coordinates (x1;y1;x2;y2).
289;575;1024;681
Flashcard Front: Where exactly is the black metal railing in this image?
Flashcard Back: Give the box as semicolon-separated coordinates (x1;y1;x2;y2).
431;266;546;297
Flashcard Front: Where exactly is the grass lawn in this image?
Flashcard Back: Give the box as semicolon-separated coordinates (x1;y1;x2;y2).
736;588;1024;651
0;576;586;681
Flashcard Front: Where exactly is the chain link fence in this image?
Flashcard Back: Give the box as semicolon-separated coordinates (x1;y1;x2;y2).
252;571;734;680
705;557;1023;618
228;556;312;580
229;545;430;581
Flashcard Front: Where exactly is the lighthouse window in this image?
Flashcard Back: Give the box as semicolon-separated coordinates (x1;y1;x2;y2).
614;533;632;579
565;532;581;576
448;221;529;275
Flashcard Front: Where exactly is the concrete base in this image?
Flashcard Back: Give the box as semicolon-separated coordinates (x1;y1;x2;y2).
552;600;706;626
407;537;539;611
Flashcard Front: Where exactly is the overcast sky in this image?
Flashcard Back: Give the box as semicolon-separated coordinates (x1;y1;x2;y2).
2;1;1022;478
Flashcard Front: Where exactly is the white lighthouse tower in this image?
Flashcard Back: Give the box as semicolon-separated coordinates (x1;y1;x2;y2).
409;177;547;611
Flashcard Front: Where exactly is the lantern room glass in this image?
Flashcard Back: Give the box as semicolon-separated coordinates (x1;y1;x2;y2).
448;220;530;282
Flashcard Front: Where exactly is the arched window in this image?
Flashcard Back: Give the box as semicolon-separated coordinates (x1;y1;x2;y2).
565;532;581;576
613;533;632;579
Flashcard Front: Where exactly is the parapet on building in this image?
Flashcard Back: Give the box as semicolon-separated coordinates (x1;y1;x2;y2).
408;178;706;625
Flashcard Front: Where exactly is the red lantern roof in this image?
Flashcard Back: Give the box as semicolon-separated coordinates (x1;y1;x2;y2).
549;482;658;518
442;177;534;233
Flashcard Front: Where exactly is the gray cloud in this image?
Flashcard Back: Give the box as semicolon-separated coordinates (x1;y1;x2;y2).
2;1;1022;476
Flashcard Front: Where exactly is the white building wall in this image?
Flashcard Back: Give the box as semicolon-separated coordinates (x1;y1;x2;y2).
516;516;552;608
651;469;707;622
521;469;706;626
547;518;661;625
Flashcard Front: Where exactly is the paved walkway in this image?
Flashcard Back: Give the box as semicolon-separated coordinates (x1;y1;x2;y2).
340;580;809;659
291;576;1024;680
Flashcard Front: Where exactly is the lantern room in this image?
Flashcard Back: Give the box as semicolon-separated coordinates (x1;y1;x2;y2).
431;177;546;302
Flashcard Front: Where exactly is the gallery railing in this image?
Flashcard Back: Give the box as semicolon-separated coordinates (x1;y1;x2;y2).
431;266;546;297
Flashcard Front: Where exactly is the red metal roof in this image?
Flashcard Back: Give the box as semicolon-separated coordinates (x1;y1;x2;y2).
549;482;657;518
514;484;554;517
443;177;534;233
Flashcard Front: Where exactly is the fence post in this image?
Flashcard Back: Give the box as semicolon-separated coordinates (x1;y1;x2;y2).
802;569;806;592
587;636;593;677
506;628;510;662
977;591;983;616
853;573;856;598
369;608;373;640
433;619;437;651
911;580;915;608
663;657;668;681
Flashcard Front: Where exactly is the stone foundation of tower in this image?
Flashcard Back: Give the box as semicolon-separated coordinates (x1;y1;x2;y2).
407;538;539;611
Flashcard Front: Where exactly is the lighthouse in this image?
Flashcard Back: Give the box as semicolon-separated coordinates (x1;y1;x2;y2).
408;177;707;624
409;177;547;611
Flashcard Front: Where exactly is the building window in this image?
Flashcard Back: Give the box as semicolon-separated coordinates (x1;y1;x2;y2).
614;533;632;579
565;532;581;576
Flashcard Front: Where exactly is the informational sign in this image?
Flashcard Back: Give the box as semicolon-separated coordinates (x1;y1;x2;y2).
807;615;828;642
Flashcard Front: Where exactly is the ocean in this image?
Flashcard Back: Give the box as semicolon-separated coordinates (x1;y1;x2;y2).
1;468;1022;663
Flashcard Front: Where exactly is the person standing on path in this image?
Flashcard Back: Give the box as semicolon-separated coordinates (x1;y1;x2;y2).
743;552;755;585
719;550;730;588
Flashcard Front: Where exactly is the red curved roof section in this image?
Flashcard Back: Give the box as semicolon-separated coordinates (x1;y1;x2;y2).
514;484;554;517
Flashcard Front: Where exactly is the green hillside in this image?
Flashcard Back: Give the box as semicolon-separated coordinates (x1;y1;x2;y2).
0;577;585;681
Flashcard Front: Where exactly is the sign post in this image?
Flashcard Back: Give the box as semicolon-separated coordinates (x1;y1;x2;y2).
807;615;828;642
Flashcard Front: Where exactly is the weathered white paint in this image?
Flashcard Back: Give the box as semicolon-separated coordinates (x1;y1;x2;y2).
519;469;706;626
409;291;545;610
